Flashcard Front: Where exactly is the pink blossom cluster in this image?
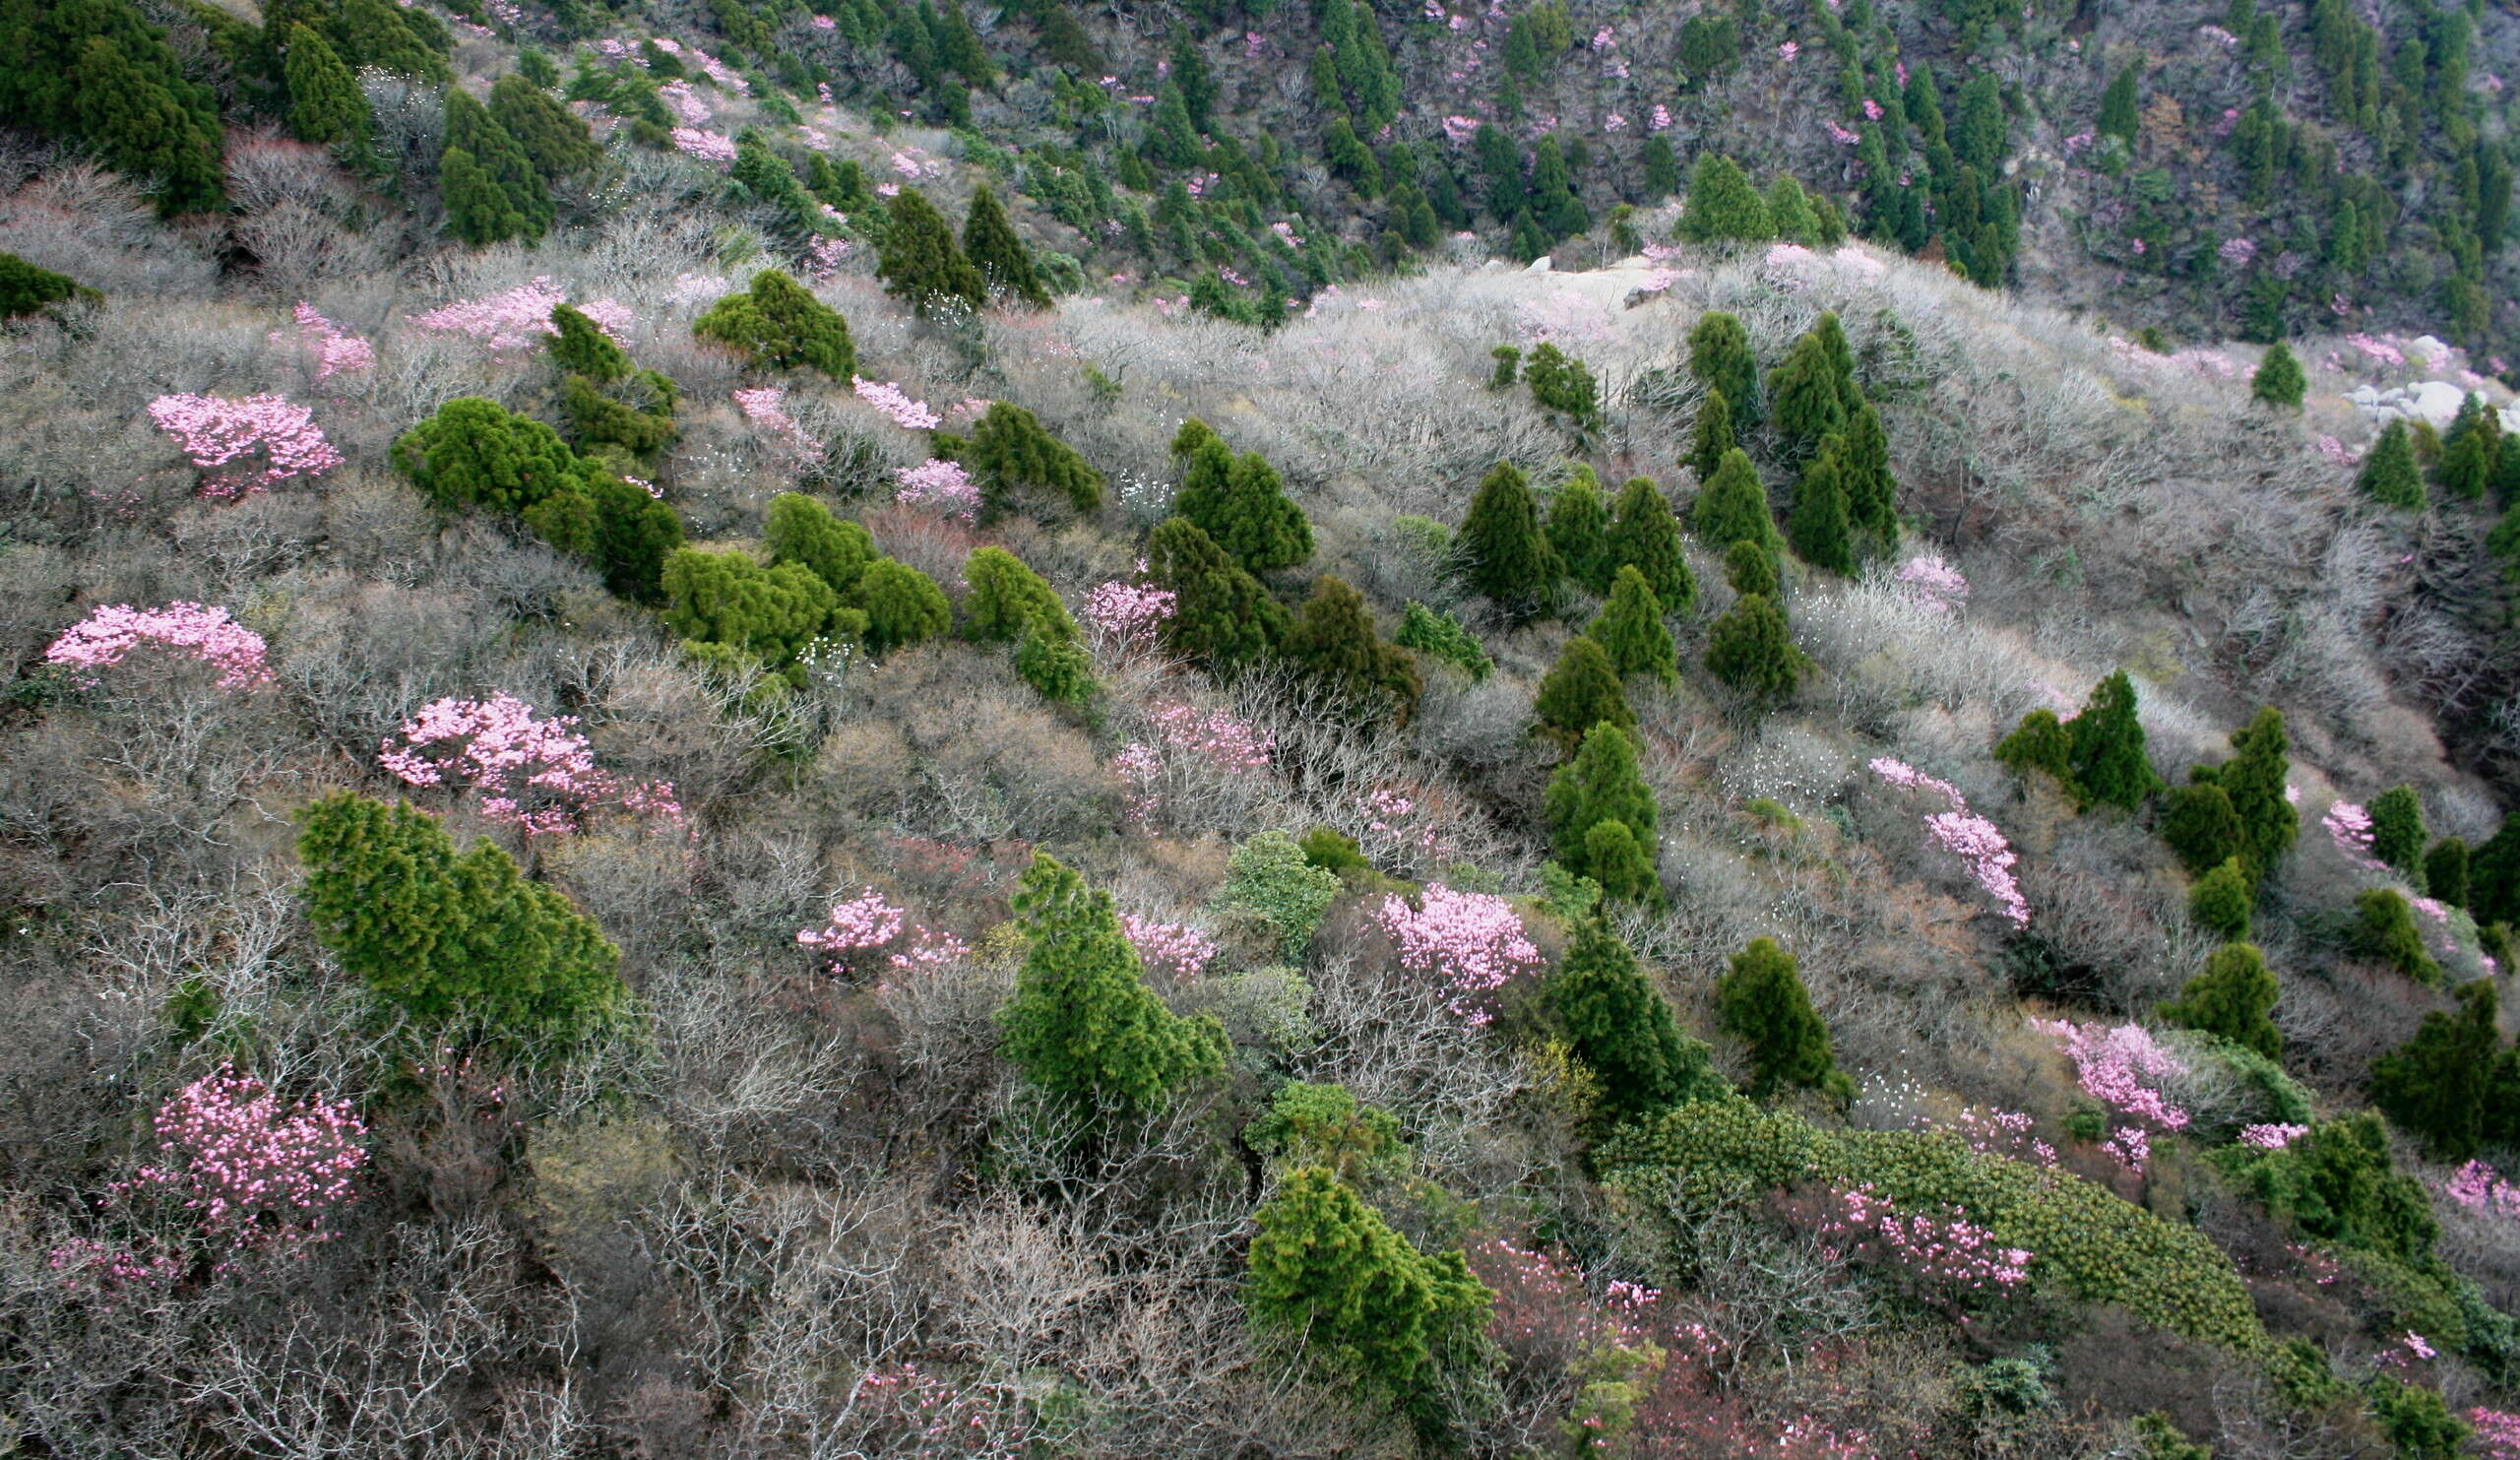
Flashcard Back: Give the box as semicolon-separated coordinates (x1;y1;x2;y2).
1150;702;1273;771
147;393;343;499
2346;333;2408;367
1895;554;1969;614
410;278;632;352
733;386;823;463
379;693;684;837
1121;914;1218;979
2322;799;2387;872
1651;104;1672;131
1933;1107;2057;1168
852;376;941;430
1084;580;1175;655
2473;1408;2520;1460
2219;236;2258;267
798;888;906;971
2240;1122;2310;1150
48;1236;182;1297
1358;785;1451;870
847;1363;1028;1457
1473;1238;1666;1352
1819;1184;2033;1296
273;302;375;379
672;127;738;163
45;602;274;690
1867;759;2029;926
1824;118;1863;145
1376;884;1541;1027
801;233;851;282
122;1066;367;1255
2029;1018;2190;1133
657;79;713;125
894;458;978;519
2104;1125;2151;1174
2447;1160;2520;1219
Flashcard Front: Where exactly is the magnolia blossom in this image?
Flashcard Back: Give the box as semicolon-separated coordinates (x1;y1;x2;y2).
1650;104;1671;131
410;278;632;352
895;459;978;519
45;602;274;690
852;377;941;430
1376;884;1541;1027
1869;759;2029;926
147;393;343;498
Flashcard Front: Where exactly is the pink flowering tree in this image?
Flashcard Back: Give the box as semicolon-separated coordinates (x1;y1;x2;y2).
1083;580;1176;657
895;458;978;520
1894;555;1969;614
1867;759;2029;927
733;386;824;466
2446;1159;2520;1220
1807;1183;2033;1308
410;278;633;354
2029;1018;2189;1172
798;888;906;973
852;376;942;431
44;602;274;691
272;302;375;382
379;693;684;837
1121;914;1218;980
1375;884;1542;1027
147;393;344;499
1113;701;1273;825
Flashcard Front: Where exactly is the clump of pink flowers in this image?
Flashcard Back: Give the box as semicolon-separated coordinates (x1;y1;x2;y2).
2472;1407;2520;1460
410;278;632;353
1121;915;1218;980
128;1066;366;1255
379;693;683;837
147;393;344;499
1817;1183;2033;1299
671;127;737;162
2322;799;2388;872
1867;759;2029;926
2029;1018;2190;1138
1895;554;1969;614
852;376;941;430
1376;884;1541;1027
895;458;978;520
1084;580;1175;655
273;302;374;380
846;1363;1028;1456
734;386;823;464
45;602;274;691
798;888;907;972
2240;1122;2309;1150
1150;702;1273;771
1935;1107;2057;1168
2447;1159;2520;1219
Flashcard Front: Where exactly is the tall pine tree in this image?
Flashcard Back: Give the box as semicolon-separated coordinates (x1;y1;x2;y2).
1459;461;1562;621
1607;476;1695;614
876;186;987;314
962;184;1051;307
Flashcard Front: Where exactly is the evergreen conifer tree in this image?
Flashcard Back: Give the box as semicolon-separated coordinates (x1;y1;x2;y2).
1722;540;1778;599
1764;174;1821;243
1686;312;1763;427
1458;461;1562;621
875;186;987;314
1546;918;1720;1129
997;852;1228;1111
1523;344;1605;432
1544;721;1659;894
488;72;598;181
296;793;625;1050
1173;435;1313;573
1579;820;1660;908
1589;566;1677;686
0;252;94;318
962;546;1076;643
1395;603;1492;681
963;401;1104;515
693;270;857;378
661;549;853;686
961;185;1051;307
1246;1168;1490;1422
1545;467;1615;595
391;398;582;514
1533;637;1634;750
2357;419;2425;508
1994;708;2077;792
52;24;227;216
2162;779;2248;875
1768;327;1850;462
1840;403;1899;546
1641;135;1678;198
2438;392;2500;500
549;304;630;381
2367;787;2428;884
336;0;452;81
2221;707;2299;877
1717;937;1851;1103
2251;343;2306;410
1145;517;1286;671
2473;814;2520;926
1687;388;1736;484
1607;476;1695;614
2426;838;2471;910
2189;857;2255;940
1705;595;1807;703
2353;888;2440;984
2160;941;2281;1057
1677;153;1772;243
284;24;369;149
441;89;550;243
764;493;876;598
1689;449;1782;560
1788;438;1857;575
2371;980;2505;1160
2065;671;2160;811
1284;575;1422;726
847;558;952;655
2099;64;2141;146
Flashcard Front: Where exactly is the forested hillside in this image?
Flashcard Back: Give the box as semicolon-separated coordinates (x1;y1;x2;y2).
8;0;2520;1456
